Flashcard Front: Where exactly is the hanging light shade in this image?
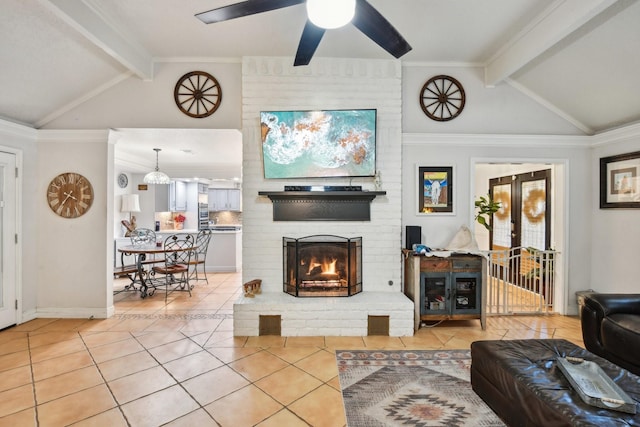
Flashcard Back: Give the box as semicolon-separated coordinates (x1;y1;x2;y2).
143;148;171;184
307;0;355;29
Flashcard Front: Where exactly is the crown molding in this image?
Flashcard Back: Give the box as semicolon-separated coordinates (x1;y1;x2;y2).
403;132;590;148
37;129;109;143
591;121;640;147
0;118;37;139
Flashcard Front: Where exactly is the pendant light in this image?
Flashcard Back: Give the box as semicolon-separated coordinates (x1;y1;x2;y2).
143;148;171;184
307;0;355;29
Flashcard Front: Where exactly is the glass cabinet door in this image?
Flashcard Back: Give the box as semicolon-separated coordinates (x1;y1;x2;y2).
451;272;481;314
420;273;449;315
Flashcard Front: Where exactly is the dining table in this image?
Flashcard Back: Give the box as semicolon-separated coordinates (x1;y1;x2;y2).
118;242;198;298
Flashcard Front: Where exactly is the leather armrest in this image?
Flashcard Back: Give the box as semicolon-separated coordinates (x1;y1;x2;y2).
581;292;640;358
583;293;640;316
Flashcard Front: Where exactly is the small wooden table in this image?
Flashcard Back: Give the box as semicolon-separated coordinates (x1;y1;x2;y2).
118;243;197;298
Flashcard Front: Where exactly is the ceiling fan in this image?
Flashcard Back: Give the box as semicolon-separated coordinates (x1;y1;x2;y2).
195;0;412;66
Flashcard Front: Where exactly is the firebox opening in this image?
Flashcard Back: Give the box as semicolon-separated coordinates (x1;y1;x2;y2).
284;235;362;297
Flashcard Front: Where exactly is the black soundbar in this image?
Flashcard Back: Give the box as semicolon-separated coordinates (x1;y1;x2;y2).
284;185;363;192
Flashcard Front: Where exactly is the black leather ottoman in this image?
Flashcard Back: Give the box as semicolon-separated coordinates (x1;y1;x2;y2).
471;339;640;427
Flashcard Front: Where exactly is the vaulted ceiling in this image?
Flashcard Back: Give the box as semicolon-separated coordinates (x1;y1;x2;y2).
1;0;639;136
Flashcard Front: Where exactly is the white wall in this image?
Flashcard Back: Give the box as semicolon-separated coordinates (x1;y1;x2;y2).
401;66;585;135
41;61;242;130
590;127;640;293
242;57;403;293
37;130;113;318
10;55;640;322
402;134;592;314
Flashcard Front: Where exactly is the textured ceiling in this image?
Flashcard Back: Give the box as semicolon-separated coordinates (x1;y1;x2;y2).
1;0;639;179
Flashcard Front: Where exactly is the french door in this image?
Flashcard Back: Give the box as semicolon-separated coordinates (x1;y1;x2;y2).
489;169;551;252
0;151;17;329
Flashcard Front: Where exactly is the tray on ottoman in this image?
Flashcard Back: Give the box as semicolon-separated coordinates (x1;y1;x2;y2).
471;339;640;426
557;357;636;414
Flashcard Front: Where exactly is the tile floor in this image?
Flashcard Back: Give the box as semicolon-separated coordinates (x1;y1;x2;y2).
0;272;584;426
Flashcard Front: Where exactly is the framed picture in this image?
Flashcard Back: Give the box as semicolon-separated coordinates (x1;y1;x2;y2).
417;166;454;214
600;151;640;209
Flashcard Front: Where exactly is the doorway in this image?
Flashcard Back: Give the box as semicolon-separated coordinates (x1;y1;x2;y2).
474;161;566;314
0;151;17;329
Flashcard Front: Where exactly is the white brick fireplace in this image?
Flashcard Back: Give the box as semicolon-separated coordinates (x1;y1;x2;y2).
236;57;413;336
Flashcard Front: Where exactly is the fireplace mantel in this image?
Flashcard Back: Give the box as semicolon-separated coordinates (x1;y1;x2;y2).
258;190;386;221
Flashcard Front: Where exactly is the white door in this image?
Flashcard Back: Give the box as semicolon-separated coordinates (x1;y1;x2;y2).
0;151;17;329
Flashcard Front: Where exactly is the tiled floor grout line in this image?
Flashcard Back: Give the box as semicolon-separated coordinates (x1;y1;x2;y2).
76;331;133;427
25;331;40;427
128;330;222;426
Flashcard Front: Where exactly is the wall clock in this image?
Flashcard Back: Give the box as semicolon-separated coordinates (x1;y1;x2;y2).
174;71;222;118
47;172;94;218
117;173;128;188
419;75;466;121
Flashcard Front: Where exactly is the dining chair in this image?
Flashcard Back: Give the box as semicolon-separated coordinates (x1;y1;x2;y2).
130;228;156;245
152;234;194;302
188;229;212;283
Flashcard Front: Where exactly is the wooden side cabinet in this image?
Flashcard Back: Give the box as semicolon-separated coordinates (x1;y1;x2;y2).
403;250;486;331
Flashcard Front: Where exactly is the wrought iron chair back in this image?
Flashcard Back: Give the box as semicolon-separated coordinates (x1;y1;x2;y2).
151;234;195;302
190;229;212;282
164;234;194;267
130;228;156;246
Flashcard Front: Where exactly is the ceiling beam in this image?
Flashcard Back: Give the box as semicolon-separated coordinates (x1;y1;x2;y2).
484;0;618;86
42;0;154;80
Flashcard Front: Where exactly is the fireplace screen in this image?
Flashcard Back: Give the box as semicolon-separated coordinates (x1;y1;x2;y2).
283;235;362;297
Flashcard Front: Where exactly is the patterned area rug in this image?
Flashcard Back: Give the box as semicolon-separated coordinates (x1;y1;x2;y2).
336;349;505;426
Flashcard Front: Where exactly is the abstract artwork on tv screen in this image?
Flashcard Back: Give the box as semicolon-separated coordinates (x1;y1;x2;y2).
260;109;376;179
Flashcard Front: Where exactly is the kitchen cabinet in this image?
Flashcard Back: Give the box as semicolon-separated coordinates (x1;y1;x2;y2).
404;251;485;330
171;180;187;211
155;181;187;212
208;188;241;211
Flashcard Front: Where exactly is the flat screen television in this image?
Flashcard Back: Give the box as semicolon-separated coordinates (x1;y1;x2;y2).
260;109;376;179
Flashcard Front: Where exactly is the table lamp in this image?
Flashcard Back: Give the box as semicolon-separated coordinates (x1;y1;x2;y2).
121;194;141;237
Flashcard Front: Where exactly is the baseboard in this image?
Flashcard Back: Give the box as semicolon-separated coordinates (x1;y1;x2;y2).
36;307;111;319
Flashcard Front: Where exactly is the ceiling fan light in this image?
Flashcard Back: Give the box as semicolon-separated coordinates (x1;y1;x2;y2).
307;0;355;29
143;148;172;184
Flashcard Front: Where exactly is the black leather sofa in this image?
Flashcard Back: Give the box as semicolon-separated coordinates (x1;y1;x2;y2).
580;292;640;376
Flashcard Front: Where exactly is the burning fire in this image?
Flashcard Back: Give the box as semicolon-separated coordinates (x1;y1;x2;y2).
305;257;338;276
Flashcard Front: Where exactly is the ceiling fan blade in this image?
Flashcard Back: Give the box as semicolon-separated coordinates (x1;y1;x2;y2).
294;20;326;66
352;0;412;59
196;0;305;24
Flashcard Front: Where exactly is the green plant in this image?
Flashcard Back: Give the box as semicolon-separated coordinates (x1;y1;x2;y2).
523;247;555;280
474;194;501;231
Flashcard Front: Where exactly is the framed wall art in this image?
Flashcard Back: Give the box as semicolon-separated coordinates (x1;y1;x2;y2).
417;166;454;214
600;150;640;209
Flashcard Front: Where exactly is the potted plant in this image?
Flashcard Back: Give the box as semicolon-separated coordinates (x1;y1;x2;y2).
474;194;501;231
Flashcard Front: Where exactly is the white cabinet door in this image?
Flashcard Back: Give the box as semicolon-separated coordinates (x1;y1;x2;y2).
227;189;241;211
208;189;241;211
214;189;228;210
174;180;187;210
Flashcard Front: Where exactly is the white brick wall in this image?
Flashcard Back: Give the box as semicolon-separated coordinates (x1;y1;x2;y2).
234;292;414;336
237;57;411;336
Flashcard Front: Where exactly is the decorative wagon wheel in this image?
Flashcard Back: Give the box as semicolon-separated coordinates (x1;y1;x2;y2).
174;71;222;118
419;75;466;121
